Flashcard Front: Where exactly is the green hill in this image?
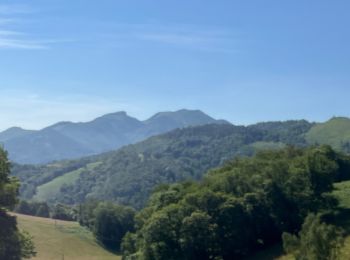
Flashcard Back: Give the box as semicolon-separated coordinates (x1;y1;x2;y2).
306;117;350;151
14;213;120;260
13;120;313;209
33;162;101;202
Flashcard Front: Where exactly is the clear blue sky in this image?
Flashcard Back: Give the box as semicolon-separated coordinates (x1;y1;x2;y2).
1;0;350;130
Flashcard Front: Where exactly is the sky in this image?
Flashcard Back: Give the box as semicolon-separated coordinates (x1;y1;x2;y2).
1;0;350;130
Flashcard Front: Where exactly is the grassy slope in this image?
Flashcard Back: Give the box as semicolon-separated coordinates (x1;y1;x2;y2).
305;117;350;149
15;213;120;260
33;162;101;201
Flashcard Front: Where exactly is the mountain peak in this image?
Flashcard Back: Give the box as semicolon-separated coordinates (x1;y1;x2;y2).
2;109;229;163
97;111;129;120
3;126;25;132
147;109;210;120
0;126;35;142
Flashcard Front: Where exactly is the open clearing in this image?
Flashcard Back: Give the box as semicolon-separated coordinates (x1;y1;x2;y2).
14;213;120;260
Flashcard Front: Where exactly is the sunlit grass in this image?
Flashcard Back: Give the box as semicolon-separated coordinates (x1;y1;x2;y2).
14;213;120;260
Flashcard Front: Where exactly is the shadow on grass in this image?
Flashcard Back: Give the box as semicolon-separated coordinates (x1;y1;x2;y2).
95;240;122;256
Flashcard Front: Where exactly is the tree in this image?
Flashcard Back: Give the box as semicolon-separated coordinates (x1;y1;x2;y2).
180;211;219;259
0;148;36;259
123;146;349;259
18;231;36;259
36;203;50;218
93;202;135;250
52;203;76;221
283;213;344;260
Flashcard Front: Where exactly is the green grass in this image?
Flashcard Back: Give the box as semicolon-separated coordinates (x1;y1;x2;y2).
305;117;350;150
14;213;120;260
34;162;101;201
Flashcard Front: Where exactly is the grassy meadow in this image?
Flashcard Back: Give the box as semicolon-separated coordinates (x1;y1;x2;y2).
33;162;101;202
14;213;120;260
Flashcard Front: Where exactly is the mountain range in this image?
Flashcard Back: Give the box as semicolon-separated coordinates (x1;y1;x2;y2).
12;119;314;208
0;109;227;164
10;113;350;209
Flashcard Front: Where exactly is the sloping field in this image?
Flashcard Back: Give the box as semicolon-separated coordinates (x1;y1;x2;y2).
33;162;101;202
14;213;120;260
305;117;350;150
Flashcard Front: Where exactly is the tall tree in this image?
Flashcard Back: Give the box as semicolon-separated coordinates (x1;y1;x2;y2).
0;148;36;259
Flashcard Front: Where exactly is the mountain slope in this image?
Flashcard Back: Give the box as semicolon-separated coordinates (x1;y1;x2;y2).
2;109;225;164
138;109;228;138
5;128;92;164
306;117;350;151
15;213;120;260
46;112;143;153
0;127;36;142
12;120;313;209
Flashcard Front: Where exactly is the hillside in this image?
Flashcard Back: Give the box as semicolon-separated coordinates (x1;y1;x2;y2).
13;120;313;209
2;109;225;164
120;146;350;259
0;127;36;142
306;117;350;151
14;213;120;260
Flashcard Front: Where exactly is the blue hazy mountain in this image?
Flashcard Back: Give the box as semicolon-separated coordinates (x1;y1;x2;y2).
1;109;228;164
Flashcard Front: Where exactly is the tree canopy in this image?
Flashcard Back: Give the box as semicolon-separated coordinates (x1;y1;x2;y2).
122;146;350;259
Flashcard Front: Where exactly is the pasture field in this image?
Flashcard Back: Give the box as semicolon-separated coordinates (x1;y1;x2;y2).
14;213;120;260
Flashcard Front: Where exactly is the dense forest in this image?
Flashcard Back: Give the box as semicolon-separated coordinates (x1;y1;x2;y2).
121;146;350;259
38;145;350;259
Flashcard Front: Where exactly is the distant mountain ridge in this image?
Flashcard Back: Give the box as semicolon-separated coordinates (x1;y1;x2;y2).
0;127;36;142
0;109;228;164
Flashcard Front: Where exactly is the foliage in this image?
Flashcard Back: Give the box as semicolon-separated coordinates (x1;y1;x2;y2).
0;147;36;259
283;213;344;260
93;202;135;250
51;203;77;221
122;146;350;259
15;200;50;218
78;199;100;229
18;230;37;259
78;200;136;250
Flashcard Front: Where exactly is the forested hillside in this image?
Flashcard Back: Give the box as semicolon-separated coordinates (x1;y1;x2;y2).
13;120;313;209
122;146;350;259
13;117;350;210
